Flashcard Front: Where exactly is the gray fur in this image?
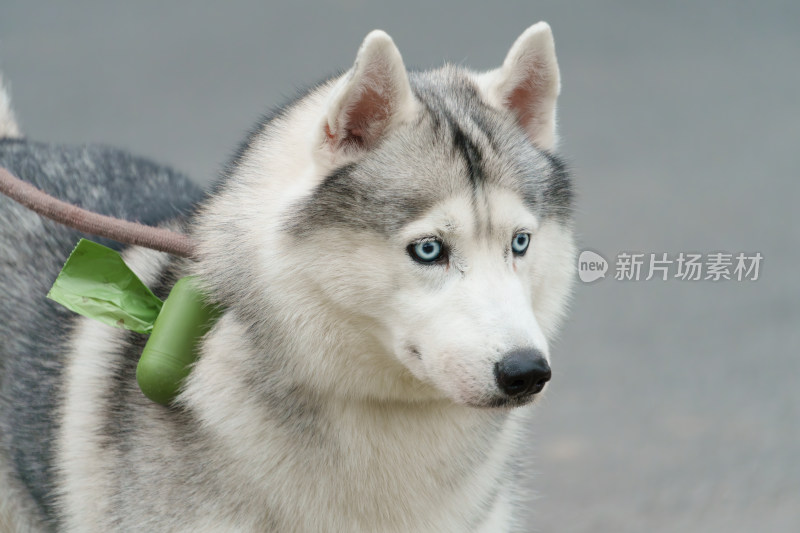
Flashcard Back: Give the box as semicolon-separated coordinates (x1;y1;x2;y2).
0;140;202;528
290;67;572;239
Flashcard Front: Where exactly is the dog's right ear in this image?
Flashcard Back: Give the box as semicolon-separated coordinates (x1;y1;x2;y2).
319;30;417;160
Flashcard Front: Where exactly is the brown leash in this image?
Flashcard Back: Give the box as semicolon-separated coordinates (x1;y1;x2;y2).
0;166;197;259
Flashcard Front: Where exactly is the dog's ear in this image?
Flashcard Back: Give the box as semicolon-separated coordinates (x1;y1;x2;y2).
322;30;416;156
480;22;561;151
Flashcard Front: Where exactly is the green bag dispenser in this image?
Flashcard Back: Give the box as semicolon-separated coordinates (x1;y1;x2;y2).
137;276;222;405
48;239;222;406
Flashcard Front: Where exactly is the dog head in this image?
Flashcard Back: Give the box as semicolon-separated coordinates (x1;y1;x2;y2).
196;23;575;408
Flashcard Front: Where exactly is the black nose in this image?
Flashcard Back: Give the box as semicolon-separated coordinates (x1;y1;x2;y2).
494;349;551;398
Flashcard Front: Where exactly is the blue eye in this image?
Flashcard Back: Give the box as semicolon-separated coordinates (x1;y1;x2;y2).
511;233;530;255
409;240;444;264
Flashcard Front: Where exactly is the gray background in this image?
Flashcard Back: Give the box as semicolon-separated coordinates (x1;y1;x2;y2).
1;1;797;531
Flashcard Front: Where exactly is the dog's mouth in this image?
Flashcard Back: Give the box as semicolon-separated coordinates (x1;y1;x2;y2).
461;380;549;409
467;392;543;410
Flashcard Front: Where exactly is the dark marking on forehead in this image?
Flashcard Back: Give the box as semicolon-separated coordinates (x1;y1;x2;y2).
409;68;574;223
436;105;490;231
410;70;504;158
417;98;443;133
450;124;484;190
412;79;490;192
464;107;502;156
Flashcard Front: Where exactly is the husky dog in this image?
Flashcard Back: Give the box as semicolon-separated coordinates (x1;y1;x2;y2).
0;22;574;532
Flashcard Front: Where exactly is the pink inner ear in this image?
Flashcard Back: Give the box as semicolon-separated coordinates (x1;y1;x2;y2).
504;55;554;137
341;84;392;148
508;81;538;131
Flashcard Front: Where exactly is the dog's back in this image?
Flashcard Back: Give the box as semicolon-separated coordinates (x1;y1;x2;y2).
0;80;203;530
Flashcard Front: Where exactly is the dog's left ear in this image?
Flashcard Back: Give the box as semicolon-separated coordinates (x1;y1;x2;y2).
322;30;416;156
480;22;561;151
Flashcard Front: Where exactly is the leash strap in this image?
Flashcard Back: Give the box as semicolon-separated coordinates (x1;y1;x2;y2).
0;166;197;259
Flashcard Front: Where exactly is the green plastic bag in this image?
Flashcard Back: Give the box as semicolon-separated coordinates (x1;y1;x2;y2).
47;239;222;405
47;239;163;334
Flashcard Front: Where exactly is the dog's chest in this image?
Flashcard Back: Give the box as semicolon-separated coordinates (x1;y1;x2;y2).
199;394;520;532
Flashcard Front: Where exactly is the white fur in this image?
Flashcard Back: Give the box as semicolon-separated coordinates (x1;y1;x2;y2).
181;317;530;531
56;246;173;531
0;75;22;139
46;25;574;532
